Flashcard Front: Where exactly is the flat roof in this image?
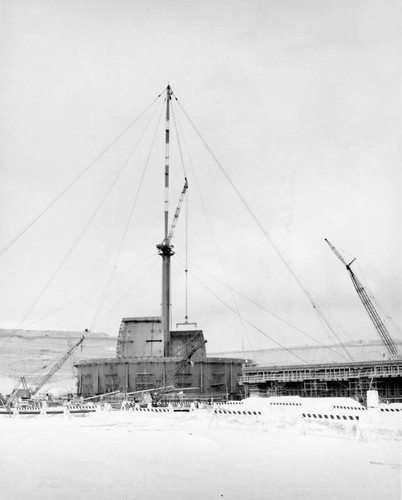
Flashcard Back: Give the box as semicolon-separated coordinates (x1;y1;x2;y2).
76;356;246;366
243;358;402;373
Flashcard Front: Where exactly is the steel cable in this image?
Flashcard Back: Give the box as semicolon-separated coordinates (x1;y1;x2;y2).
0;95;161;258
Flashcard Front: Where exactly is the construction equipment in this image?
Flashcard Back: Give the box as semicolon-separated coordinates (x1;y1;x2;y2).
156;176;188;354
165;177;188;247
9;377;30;400
31;335;85;396
325;238;399;359
152;339;207;404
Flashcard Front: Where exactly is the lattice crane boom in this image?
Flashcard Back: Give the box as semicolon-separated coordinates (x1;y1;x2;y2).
31;335;85;396
163;177;188;247
153;339;207;404
325;239;399;359
325;238;352;267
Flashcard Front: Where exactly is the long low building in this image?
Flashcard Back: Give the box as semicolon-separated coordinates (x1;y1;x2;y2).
240;358;402;402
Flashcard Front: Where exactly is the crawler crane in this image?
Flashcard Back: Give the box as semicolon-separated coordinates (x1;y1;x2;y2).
30;335;85;396
325;239;399;359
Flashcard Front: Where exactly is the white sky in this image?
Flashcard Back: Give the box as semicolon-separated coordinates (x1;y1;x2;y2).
0;0;401;354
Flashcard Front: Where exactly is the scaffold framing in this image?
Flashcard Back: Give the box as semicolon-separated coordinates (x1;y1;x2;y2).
240;359;402;402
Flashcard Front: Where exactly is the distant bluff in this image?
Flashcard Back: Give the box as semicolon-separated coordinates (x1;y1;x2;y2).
0;329;116;387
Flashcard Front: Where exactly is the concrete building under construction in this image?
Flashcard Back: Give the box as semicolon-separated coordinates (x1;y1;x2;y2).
75;86;245;400
76;87;401;405
76;316;244;399
239;358;402;403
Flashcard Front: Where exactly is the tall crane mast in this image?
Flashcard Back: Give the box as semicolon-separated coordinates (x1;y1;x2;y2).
157;84;174;356
156;177;188;353
325;239;399;359
156;84;189;357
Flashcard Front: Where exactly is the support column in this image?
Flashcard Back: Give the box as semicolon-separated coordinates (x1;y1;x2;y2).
157;84;173;356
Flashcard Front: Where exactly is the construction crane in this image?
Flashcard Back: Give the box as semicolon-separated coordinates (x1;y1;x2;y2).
9;377;30;400
30;335;85;396
159;177;188;248
152;339;207;404
325;239;399;359
156;176;188;354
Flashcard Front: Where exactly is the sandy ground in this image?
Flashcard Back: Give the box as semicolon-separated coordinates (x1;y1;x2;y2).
0;410;400;500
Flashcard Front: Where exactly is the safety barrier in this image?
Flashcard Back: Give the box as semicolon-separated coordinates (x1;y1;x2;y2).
302;412;360;421
214;408;261;416
132;406;170;413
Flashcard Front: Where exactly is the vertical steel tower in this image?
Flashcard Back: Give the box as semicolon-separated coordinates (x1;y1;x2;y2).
156;85;174;356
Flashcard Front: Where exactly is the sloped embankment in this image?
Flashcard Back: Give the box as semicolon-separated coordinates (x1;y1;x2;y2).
0;329;116;391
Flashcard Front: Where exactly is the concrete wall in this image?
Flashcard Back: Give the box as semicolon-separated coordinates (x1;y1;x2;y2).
170;330;206;360
76;357;245;398
116;317;208;361
117;317;164;358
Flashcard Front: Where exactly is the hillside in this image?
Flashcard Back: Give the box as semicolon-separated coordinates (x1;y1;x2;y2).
0;329;116;393
211;339;402;366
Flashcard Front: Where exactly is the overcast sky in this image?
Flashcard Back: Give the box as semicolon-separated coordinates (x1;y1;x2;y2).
0;0;401;355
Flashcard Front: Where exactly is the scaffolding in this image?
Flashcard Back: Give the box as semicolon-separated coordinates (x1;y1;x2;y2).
240;359;402;403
